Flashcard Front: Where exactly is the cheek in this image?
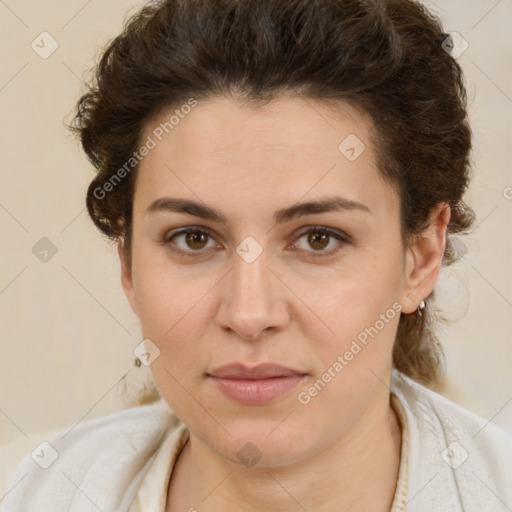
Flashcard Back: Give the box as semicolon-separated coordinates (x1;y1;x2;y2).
301;252;404;372
311;247;403;320
132;266;207;410
131;255;202;360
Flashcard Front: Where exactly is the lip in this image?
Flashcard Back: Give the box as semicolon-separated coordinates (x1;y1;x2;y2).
208;363;307;405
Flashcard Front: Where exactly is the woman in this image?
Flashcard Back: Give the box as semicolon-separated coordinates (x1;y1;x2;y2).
3;0;511;511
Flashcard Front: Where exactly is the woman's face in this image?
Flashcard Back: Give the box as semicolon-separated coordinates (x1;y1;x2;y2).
120;95;427;466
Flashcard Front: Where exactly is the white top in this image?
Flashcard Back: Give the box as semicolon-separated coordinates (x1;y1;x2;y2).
2;370;512;512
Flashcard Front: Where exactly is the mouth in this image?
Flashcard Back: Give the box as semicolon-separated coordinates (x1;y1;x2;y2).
207;363;308;405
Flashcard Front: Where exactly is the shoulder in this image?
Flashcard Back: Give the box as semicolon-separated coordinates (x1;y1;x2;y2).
1;399;181;512
392;369;512;451
391;370;512;511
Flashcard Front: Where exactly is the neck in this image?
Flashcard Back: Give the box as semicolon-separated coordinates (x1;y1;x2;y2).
167;392;402;512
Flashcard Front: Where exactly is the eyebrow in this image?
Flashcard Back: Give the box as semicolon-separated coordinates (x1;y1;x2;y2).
145;196;371;225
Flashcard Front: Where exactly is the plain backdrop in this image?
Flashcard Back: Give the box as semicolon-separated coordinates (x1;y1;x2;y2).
1;0;511;497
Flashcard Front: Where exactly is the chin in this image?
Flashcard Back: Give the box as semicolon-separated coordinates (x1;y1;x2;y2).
199;419;316;469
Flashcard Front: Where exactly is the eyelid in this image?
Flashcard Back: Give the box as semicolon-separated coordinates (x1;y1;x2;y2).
292;225;351;244
162;225;350;258
162;226;214;243
289;226;350;257
162;226;219;258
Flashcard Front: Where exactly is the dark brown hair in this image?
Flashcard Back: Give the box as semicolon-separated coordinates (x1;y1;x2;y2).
71;0;474;388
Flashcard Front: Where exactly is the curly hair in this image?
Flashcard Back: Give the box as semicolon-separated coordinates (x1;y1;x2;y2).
71;0;475;389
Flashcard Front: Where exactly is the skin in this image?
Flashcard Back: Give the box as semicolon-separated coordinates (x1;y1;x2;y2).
118;95;450;511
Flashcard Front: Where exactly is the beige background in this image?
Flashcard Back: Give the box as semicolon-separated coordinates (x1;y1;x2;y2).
1;0;511;497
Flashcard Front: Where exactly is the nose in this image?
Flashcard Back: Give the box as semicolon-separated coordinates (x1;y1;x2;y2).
216;246;289;341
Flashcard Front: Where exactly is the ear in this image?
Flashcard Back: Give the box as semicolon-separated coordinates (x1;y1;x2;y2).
400;203;451;314
117;238;138;317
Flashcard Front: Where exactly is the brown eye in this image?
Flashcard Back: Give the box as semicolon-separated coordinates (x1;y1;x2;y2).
163;228;218;257
294;227;349;257
184;231;209;250
307;231;330;251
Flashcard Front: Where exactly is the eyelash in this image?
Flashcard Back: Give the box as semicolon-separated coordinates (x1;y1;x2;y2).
161;226;350;260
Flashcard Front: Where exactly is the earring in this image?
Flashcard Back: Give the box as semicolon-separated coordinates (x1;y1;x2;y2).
134;357;142;367
417;300;426;317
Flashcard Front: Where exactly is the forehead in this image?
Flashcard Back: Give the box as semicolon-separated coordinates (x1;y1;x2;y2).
145;95;373;157
134;95;398;221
